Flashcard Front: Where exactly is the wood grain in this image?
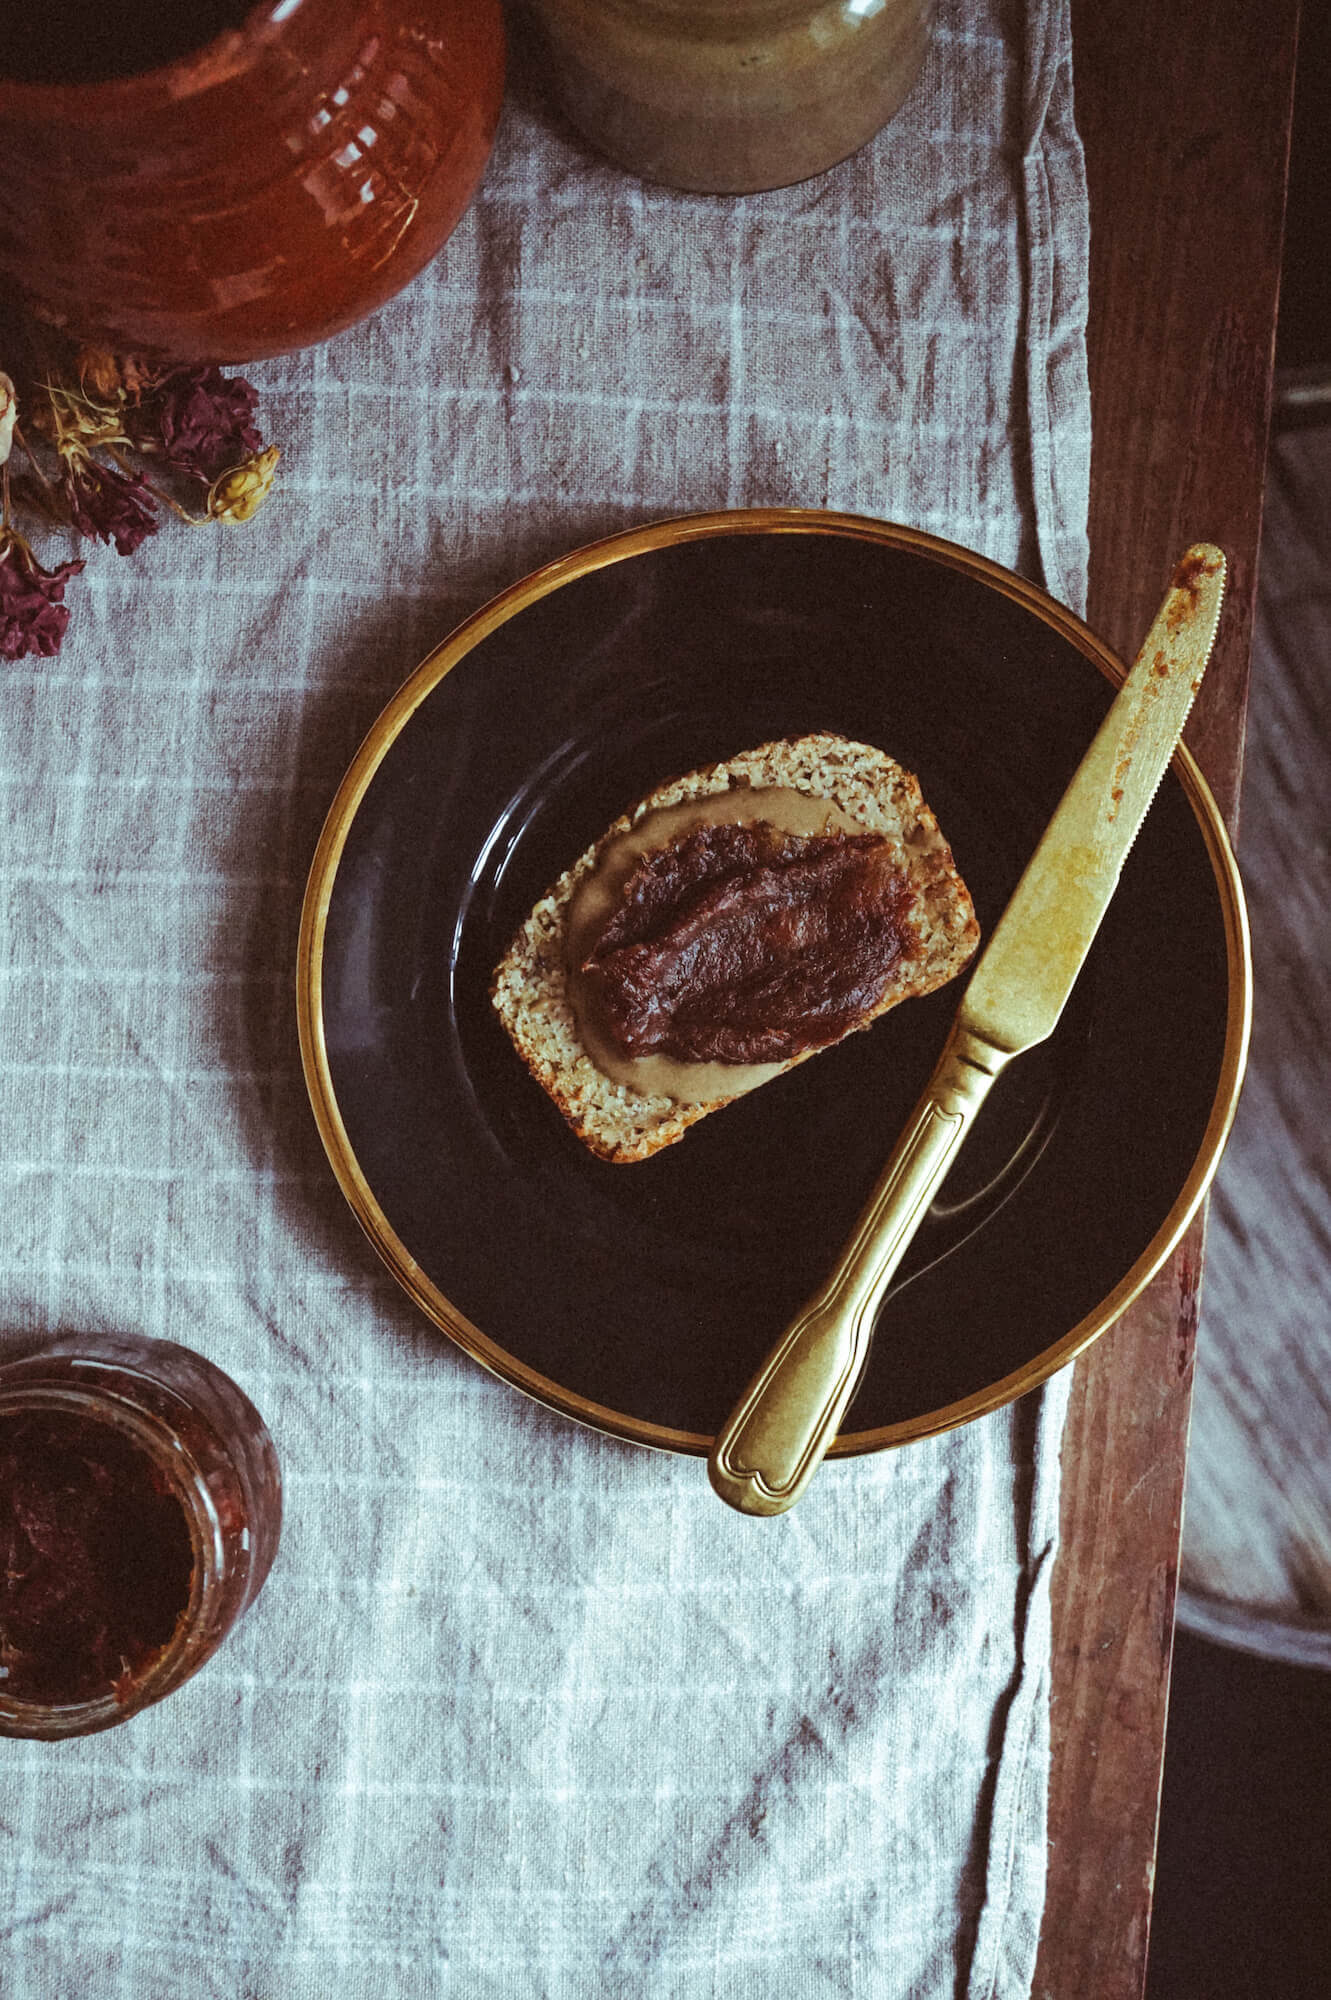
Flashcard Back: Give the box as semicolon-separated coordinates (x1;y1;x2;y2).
1034;5;1300;1996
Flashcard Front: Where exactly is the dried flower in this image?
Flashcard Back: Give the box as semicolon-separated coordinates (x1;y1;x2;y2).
0;373;15;469
74;347;159;407
151;365;263;484
74;347;126;406
63;455;159;557
0;529;84;661
28;386;125;456
120;356;157;400
208;446;280;524
0;339;277;665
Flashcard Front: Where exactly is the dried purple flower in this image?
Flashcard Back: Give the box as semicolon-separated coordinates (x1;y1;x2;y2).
0;530;84;661
149;365;263;484
62;455;159;557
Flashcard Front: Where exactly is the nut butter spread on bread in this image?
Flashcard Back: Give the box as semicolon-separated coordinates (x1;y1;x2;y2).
489;733;980;1163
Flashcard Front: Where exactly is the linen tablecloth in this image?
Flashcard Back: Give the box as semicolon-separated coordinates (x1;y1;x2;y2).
0;0;1090;1991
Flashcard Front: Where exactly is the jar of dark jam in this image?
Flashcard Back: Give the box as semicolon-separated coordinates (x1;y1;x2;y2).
0;1333;281;1739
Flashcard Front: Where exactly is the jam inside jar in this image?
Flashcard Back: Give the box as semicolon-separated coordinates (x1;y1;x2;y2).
0;1333;281;1738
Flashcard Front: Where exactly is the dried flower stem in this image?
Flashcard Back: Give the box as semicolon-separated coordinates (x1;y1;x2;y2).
144;487;211;528
100;442;202;524
14;423;60;505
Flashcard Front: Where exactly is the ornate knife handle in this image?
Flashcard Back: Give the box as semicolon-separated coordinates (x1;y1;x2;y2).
707;1019;1012;1516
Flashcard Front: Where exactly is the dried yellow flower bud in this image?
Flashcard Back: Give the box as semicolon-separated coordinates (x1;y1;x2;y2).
75;346;125;404
207;445;280;524
0;372;15;467
72;346;156;404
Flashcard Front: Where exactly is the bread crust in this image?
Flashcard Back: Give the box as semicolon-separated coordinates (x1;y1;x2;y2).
489;733;979;1162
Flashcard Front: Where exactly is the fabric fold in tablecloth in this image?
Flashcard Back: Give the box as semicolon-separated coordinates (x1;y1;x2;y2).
0;1;1090;1993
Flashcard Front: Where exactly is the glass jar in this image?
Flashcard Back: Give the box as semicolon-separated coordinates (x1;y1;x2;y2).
524;0;936;194
0;0;506;362
0;1333;282;1739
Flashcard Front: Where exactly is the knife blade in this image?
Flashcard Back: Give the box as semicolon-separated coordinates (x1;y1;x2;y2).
708;544;1228;1516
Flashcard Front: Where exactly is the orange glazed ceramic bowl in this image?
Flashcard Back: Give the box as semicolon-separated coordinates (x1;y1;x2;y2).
0;0;505;363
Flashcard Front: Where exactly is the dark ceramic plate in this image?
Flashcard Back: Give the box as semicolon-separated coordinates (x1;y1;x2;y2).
297;512;1250;1454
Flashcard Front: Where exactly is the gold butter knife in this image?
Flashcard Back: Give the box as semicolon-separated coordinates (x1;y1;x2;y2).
708;545;1229;1516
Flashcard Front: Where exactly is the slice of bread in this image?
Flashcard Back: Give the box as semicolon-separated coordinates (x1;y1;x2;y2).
490;733;979;1163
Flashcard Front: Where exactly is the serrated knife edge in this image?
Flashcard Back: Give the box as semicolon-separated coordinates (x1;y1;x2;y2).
959;543;1228;1055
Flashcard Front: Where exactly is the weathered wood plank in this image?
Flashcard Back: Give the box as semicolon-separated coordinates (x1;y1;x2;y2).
1035;2;1299;1993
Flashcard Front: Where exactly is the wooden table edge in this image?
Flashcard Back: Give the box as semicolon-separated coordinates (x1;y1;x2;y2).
1034;5;1301;1995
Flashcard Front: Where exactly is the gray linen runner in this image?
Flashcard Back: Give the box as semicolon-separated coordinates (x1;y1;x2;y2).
0;0;1090;1992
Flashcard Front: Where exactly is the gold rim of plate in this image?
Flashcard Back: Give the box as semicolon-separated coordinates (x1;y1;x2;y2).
295;508;1253;1458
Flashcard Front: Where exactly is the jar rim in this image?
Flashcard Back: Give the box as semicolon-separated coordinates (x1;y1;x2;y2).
0;0;308;111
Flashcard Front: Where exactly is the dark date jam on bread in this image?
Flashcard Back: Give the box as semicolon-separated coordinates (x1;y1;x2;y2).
0;1411;195;1706
582;819;921;1064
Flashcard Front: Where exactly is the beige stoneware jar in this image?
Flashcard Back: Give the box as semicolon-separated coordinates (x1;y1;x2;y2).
525;0;937;193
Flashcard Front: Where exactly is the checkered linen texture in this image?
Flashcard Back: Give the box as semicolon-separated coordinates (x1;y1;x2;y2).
0;0;1089;1992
